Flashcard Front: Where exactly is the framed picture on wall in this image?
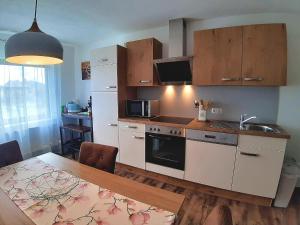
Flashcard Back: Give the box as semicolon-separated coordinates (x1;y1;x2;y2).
81;61;91;80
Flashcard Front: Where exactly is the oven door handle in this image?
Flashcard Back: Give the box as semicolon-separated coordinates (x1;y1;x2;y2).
148;134;172;141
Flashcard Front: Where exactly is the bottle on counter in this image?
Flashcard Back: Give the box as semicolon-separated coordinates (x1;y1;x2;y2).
198;104;207;121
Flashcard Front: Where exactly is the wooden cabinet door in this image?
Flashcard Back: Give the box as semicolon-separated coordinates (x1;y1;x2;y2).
92;92;119;149
91;64;118;92
119;128;145;169
193;27;243;85
126;38;162;86
232;135;287;198
242;24;287;86
185;140;236;190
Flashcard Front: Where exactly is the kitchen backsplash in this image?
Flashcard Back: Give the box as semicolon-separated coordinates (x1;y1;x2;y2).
138;86;279;123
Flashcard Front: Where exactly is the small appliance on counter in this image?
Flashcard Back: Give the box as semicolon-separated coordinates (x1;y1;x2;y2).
194;99;211;121
126;100;159;118
66;101;81;113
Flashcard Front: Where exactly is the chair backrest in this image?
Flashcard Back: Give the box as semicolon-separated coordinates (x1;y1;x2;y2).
203;205;233;225
0;140;23;168
79;142;118;174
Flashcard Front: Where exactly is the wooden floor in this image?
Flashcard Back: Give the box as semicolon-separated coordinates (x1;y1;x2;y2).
114;163;300;225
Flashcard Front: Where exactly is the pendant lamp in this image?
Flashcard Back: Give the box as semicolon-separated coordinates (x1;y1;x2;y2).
5;0;63;65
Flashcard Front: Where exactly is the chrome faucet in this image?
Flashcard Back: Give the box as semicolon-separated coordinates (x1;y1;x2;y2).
240;114;257;129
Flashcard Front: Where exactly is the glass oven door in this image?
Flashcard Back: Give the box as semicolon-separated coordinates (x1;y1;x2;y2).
145;132;185;170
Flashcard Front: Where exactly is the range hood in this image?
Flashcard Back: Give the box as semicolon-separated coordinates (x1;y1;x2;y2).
154;19;192;85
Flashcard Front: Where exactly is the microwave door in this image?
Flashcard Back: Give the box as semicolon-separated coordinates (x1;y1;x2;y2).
127;101;143;117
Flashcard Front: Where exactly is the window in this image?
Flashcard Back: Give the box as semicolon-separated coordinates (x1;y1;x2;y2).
0;64;52;128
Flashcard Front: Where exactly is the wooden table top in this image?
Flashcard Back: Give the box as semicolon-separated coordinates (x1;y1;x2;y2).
0;153;185;225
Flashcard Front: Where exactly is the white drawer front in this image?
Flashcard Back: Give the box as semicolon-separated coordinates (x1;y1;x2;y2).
119;121;145;133
185;140;236;190
119;130;145;169
232;135;287;198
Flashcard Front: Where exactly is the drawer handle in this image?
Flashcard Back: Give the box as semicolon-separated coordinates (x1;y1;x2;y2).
125;126;138;129
132;136;144;140
108;123;118;127
243;77;263;81
240;151;260;157
221;77;240;81
101;58;109;62
139;80;151;83
204;135;216;139
106;86;117;89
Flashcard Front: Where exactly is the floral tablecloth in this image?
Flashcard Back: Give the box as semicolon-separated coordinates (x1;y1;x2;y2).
0;158;175;225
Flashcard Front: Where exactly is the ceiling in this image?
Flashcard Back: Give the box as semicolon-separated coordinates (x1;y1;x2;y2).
0;0;299;45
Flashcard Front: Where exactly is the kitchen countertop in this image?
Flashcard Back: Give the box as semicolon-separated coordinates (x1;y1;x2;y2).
119;117;291;139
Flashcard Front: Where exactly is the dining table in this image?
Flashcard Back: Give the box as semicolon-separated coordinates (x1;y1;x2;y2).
0;153;185;225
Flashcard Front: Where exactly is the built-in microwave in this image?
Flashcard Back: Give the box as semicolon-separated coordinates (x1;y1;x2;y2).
126;100;160;118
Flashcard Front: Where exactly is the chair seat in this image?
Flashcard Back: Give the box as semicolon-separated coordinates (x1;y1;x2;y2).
0;140;23;168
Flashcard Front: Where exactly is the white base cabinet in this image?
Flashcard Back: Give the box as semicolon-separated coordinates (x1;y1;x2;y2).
119;122;145;169
185;140;236;190
232;135;287;198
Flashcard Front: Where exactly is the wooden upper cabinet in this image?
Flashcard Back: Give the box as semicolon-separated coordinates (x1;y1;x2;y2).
126;38;162;86
193;24;287;86
242;24;287;86
193;27;243;85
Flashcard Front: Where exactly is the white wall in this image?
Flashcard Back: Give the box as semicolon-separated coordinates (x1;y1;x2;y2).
61;45;76;105
75;12;300;167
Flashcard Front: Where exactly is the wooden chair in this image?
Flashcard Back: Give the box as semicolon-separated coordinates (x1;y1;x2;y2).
0;140;23;168
203;205;233;225
79;142;118;174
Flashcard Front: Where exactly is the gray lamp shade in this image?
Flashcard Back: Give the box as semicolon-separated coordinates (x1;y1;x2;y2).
5;30;63;65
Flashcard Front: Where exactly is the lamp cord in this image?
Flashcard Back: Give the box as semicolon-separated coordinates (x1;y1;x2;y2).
34;0;38;21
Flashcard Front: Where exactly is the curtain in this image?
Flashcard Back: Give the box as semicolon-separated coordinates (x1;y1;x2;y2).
0;63;61;159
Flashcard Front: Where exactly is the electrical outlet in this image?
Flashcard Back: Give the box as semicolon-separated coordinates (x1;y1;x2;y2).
211;107;223;114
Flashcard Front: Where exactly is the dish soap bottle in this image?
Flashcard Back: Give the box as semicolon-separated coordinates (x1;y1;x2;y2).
198;104;207;121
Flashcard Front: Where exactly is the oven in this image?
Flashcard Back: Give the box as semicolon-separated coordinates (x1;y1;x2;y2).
145;125;185;170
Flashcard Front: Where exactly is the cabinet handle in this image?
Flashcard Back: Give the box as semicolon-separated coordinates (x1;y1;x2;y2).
108;123;118;127
106;86;117;89
132;136;144;140
204;135;216;139
243;77;263;81
101;58;108;62
240;151;260;157
221;77;240;81
139;80;151;83
125;126;138;129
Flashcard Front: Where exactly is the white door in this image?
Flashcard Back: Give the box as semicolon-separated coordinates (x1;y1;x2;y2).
91;64;118;92
232;135;286;198
119;129;145;169
185;140;237;190
92;92;119;149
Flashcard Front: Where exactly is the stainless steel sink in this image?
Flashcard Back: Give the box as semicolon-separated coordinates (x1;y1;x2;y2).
241;124;280;133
